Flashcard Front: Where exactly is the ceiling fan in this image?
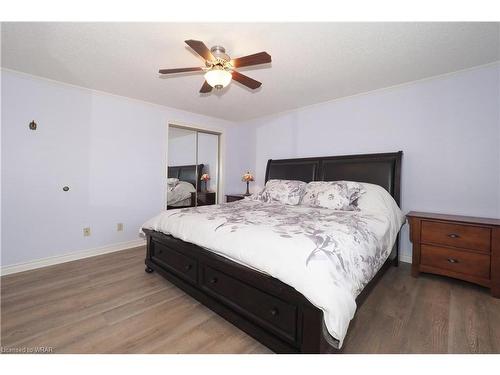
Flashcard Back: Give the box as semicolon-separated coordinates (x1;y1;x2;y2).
158;40;272;93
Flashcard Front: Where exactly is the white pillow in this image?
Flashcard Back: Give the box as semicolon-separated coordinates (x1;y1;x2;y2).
300;181;365;210
167;177;179;187
356;182;400;213
254;179;307;205
356;182;405;235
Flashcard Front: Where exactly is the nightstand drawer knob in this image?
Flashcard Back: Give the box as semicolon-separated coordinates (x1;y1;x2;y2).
447;258;459;263
447;233;460;239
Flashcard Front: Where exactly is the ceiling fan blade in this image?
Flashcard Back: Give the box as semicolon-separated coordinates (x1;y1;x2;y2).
159;67;203;74
231;71;262;90
185;39;214;62
199;80;212;93
231;52;271;68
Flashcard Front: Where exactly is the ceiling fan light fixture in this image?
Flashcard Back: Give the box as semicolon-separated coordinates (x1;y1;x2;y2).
159;40;270;93
204;68;232;89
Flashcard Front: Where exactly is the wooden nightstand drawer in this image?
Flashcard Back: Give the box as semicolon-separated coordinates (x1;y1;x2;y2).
408;211;500;298
421;220;491;252
420;244;490;279
226;194;245;203
191;192;216;206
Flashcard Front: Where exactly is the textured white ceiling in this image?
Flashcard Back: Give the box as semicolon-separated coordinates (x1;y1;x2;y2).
2;22;499;121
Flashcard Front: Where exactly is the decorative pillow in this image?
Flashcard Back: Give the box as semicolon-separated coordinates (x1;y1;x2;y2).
167;177;179;189
254;179;307;205
167;178;179;187
300;181;365;210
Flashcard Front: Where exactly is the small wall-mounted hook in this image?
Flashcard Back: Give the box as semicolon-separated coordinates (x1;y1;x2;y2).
62;186;70;192
29;120;37;130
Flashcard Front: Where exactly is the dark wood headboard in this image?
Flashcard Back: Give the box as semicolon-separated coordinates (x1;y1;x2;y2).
168;164;204;192
265;151;402;205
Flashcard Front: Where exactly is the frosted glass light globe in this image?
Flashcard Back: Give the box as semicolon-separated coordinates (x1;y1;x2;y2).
204;68;232;89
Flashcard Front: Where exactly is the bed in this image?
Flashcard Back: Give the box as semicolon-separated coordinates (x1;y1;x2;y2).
166;164;204;209
143;152;403;353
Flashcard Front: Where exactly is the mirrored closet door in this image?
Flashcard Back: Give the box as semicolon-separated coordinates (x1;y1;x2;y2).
166;125;220;209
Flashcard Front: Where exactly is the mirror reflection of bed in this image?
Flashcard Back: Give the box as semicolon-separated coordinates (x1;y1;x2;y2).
167;164;203;209
167;125;219;209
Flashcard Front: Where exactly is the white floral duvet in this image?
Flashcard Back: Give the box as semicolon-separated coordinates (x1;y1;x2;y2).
167;181;195;206
141;184;404;348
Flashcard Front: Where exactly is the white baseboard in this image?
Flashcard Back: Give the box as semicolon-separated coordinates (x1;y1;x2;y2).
1;239;146;276
399;254;412;264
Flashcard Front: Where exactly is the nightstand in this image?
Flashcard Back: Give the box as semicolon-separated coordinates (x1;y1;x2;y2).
191;192;216;206
407;211;500;298
226;194;246;203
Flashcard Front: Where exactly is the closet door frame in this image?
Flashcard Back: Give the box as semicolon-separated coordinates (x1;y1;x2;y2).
165;122;223;209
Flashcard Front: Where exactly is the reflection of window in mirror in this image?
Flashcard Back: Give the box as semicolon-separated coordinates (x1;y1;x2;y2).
166;125;220;210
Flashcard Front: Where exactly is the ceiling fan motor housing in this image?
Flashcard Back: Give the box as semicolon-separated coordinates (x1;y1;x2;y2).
210;46;230;63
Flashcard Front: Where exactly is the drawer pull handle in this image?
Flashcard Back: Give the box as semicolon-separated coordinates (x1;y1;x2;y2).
448;233;460;239
184;264;192;272
270;308;279;317
447;258;459;264
209;277;218;284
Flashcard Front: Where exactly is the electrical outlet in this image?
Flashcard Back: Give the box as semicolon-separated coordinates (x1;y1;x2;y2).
83;227;91;237
117;223;124;232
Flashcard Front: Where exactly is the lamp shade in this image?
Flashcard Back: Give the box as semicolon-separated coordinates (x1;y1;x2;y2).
204;69;232;89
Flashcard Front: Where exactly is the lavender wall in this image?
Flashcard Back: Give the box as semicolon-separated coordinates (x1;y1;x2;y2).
1;70;232;267
2;64;499;267
224;122;257;195
167;127;197;166
239;64;500;261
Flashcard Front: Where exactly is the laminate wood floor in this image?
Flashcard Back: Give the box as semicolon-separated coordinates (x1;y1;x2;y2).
1;246;499;353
